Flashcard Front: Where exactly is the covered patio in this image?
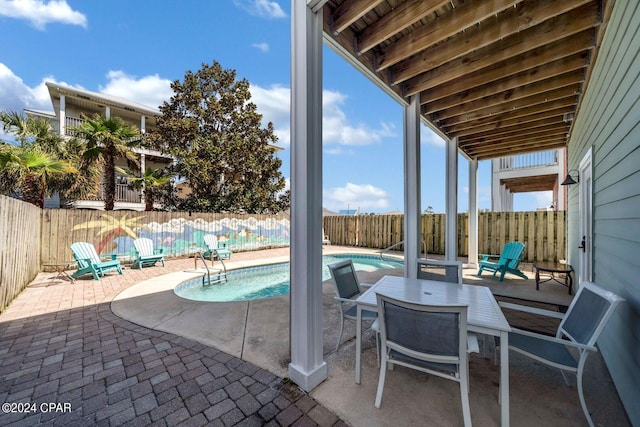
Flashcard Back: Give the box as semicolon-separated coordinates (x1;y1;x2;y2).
289;0;636;426
0;250;629;426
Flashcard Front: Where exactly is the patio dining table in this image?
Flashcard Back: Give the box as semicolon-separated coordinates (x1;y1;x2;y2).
355;275;512;426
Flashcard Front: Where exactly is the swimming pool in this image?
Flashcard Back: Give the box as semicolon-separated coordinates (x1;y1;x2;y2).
174;254;403;302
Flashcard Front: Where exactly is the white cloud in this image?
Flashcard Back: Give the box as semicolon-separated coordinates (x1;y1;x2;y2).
233;0;286;18
0;0;87;30
0;63;59;112
421;124;446;147
0;64;172;118
252;42;270;53
250;84;397;148
323;183;392;212
250;84;291;145
99;71;173;109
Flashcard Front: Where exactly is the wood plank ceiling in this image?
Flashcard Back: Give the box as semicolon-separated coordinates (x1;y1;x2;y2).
322;0;612;160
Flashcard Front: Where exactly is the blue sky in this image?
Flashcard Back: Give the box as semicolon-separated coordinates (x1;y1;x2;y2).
0;0;552;213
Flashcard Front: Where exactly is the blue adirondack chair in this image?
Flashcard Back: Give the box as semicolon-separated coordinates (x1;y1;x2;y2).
132;238;165;269
477;241;527;281
203;234;232;260
70;242;123;280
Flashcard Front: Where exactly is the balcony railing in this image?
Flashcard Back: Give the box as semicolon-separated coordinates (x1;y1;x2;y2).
64;116;85;136
497;150;559;171
80;183;141;203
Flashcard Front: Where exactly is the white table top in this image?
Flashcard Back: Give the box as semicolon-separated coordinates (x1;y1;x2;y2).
357;275;511;334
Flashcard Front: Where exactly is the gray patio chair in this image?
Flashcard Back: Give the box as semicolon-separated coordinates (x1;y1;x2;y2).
328;259;377;352
498;281;624;427
417;259;463;283
374;294;475;427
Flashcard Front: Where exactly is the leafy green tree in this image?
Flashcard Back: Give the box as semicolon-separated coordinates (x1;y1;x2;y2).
122;167;171;211
153;60;287;213
0;111;76;208
72;114;140;210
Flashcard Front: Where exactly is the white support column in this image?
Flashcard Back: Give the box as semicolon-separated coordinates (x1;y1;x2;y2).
59;95;66;136
105;106;111;119
467;158;479;268
445;137;458;261
288;0;327;392
140;116;146;134
403;95;421;278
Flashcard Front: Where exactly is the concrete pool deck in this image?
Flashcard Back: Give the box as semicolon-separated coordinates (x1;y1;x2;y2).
1;245;628;426
109;246;630;427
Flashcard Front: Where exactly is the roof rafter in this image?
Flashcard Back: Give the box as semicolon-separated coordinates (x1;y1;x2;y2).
355;0;449;54
402;2;600;94
330;0;384;35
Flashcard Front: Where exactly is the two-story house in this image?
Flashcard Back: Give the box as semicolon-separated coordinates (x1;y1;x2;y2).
25;82;173;211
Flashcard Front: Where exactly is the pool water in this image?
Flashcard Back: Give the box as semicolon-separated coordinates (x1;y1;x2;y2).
174;254;403;302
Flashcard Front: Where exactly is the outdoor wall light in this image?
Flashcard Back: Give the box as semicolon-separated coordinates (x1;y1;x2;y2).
561;170;580;186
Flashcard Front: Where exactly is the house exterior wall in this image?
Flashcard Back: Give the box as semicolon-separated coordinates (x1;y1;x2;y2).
566;1;640;423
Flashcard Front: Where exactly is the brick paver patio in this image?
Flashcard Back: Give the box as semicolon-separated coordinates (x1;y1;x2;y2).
0;250;346;426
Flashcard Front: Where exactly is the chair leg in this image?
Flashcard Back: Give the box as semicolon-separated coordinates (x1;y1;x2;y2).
335;307;345;352
375;332;380;367
577;358;595;427
459;366;472;426
374;354;388;408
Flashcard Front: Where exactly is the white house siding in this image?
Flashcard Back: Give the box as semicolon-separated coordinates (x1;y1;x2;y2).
566;1;640;424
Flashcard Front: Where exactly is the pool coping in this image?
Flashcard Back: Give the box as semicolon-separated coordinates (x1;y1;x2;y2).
111;246;388;378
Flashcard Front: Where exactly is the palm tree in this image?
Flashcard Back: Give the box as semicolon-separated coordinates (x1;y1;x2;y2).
0;111;76;207
0;144;75;207
124;167;171;211
72;114;140;210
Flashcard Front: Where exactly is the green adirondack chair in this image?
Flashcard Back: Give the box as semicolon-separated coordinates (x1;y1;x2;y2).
70;242;123;280
132;238;165;269
477;241;528;281
203;234;232;260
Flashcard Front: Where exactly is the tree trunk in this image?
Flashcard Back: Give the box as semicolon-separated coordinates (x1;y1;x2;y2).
145;188;154;211
22;174;44;208
104;146;116;210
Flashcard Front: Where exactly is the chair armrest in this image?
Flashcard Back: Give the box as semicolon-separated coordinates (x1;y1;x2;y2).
334;296;356;304
101;254;117;261
361;283;374;289
510;327;598;352
499;301;565;319
479;253;499;261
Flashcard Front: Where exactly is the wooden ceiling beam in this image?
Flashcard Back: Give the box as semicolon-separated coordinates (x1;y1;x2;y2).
463;131;568;150
438;85;580;126
375;0;518;71
423;54;588;114
460;124;570;147
419;32;594;104
432;70;584;121
355;0;449;55
469;139;567;160
402;2;599;94
390;0;591;82
331;0;384;35
444;103;576;134
459;117;567;143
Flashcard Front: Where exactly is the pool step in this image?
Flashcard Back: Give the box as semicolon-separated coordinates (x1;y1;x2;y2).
202;268;228;286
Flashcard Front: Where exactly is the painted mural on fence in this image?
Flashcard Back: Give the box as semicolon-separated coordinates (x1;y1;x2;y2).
72;214;290;259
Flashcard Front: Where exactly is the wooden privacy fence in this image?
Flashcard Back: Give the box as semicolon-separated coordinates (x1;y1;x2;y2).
0;196;41;311
41;209;291;265
324;211;566;263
